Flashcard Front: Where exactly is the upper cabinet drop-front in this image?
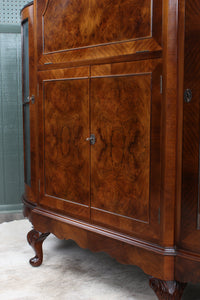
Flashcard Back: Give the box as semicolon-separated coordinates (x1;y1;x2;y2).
36;0;162;65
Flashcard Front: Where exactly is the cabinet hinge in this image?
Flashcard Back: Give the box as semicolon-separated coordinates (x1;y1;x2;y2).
160;75;163;94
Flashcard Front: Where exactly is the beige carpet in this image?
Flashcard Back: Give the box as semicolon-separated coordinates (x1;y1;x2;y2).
0;220;200;300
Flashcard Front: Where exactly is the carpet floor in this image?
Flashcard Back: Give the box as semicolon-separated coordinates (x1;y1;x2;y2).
0;219;200;300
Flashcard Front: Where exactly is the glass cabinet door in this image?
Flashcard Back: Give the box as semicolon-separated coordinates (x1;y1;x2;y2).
21;3;37;204
22;19;31;186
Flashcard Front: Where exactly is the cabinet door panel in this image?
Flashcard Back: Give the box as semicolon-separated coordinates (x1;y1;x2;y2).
38;68;90;220
36;0;162;65
90;60;162;242
91;75;150;222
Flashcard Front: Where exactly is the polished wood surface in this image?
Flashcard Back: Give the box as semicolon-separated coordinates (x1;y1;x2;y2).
44;79;90;204
174;0;200;284
160;0;179;249
149;278;187;300
175;0;186;254
43;0;152;52
21;4;38;204
90;59;162;242
37;60;162;242
180;0;200;253
23;197;176;281
36;0;162;65
38;47;162;70
175;252;200;283
21;0;200;299
91;74;151;220
38;67;90;220
27;228;50;267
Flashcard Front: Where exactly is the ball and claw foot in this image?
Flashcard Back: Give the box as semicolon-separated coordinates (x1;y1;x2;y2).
27;229;50;267
149;277;187;300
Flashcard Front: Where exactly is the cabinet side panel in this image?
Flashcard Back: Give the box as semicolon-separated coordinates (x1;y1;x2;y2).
181;0;200;253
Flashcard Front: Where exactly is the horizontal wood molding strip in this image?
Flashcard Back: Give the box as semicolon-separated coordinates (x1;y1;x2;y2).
38;38;162;66
24;198;176;257
37;51;162;71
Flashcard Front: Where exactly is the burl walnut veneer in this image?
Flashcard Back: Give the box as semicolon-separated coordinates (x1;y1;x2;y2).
21;1;200;299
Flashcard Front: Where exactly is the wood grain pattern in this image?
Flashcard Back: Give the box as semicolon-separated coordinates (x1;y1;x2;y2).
23;197;176;281
27;229;50;267
175;0;186;251
43;0;151;53
38;40;162;67
91;74;151;222
37;67;90;220
21;0;200;294
149;278;187;300
179;0;200;253
36;0;162;65
37;60;162;241
176;251;200;283
37;50;162;71
159;0;179;249
91;58;162;77
89;60;162;242
44;79;90;205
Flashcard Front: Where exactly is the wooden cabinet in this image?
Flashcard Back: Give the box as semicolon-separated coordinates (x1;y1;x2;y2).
37;61;162;242
21;1;200;299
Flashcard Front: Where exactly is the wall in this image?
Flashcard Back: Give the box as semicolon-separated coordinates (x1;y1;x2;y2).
0;0;30;212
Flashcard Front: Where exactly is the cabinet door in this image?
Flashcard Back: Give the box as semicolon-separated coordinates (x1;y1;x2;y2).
36;0;162;65
21;4;37;203
38;67;90;220
90;59;162;242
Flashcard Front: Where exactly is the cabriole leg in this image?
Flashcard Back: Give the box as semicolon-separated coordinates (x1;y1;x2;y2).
149;277;187;300
27;229;50;267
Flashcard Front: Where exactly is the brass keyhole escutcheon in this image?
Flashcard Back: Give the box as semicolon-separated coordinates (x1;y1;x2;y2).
86;134;96;145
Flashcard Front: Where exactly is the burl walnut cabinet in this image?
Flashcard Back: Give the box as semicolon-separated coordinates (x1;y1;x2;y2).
21;0;200;299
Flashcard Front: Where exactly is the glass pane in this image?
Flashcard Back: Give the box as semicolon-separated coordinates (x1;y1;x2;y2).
23;20;31;186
